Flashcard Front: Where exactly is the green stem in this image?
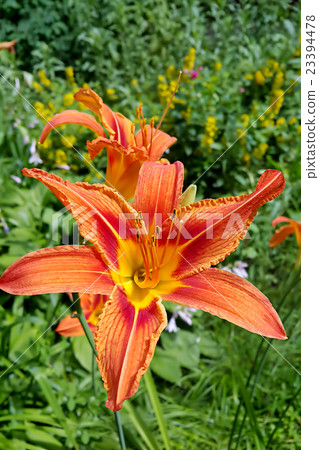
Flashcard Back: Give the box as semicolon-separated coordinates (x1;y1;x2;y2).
72;303;126;450
115;411;126;450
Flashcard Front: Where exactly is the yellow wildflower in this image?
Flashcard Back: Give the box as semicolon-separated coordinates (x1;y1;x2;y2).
241;114;250;127
47;102;55;112
214;62;222;71
297;125;301;135
276;117;286;127
261;67;273;78
38;70;51;87
106;88;115;96
63;93;74;107
183;47;196;71
166;65;176;79
32;81;43;93
243;153;251;166
254;70;265;85
131;79;138;87
253;143;268;159
245;74;253;81
288;117;297;125
202;116;218;147
268;89;284;117
65;66;74;79
60;135;77;148
55;150;68;166
272;72;284;91
40;137;52;149
82;83;90;89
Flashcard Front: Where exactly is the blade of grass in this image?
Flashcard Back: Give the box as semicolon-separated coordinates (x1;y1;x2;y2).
123;402;160;450
144;369;171;450
236;369;266;450
35;373;78;449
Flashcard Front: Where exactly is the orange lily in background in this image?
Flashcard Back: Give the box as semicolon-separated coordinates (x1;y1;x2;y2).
0;40;17;53
269;215;301;264
55;293;106;336
39;88;177;199
0;162;286;411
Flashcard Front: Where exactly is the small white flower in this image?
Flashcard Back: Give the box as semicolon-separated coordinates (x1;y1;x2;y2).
55;164;70;170
28;139;43;165
15;78;20;92
10;175;22;184
166;316;179;333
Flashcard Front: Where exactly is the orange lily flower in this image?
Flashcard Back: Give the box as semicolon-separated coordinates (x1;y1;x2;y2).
0;40;17;53
55;293;106;336
269;215;301;264
0;162;286;411
39;88;177;200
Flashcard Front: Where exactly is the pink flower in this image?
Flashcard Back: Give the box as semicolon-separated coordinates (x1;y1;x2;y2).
190;70;199;79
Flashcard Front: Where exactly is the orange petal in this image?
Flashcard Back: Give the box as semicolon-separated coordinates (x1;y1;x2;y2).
74;88;133;142
55;314;85;337
22;168;138;270
0;40;17;50
272;216;290;226
271;216;301;247
135;127;177;161
162;268;286;339
0;245;113;295
95;286;167;411
133;161;184;232
269;224;294;247
86;136;147;160
39;110;105;144
170;169;285;278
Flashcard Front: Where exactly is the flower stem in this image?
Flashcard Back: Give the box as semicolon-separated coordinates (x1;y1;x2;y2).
115;411;126;449
72;303;126;449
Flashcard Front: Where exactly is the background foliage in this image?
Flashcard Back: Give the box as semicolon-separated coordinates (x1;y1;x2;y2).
0;0;300;448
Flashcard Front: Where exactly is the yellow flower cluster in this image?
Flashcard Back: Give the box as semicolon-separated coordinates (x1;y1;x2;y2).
267;60;279;72
183;48;196;71
241;114;250;128
63;93;74;107
288;116;297;125
268;89;284;117
214;62;222;72
272;71;284;91
55;150;68;166
32;81;43;93
106;88;118;100
157;76;180;108
34;101;54;121
245;73;253;81
261;66;273;78
60;135;77;148
254;70;265;85
253;142;268;159
276;117;286;127
38;70;51;87
202;116;218;149
65;66;74;80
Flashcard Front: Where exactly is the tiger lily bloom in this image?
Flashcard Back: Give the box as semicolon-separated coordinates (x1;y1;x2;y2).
55;293;106;336
269;216;301;264
0;162;286;411
0;40;17;53
39;88;177;200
